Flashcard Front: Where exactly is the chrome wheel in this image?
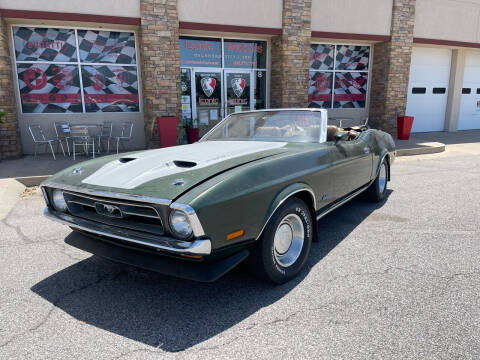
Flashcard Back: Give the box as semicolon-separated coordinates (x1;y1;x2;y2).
273;214;304;268
379;163;387;193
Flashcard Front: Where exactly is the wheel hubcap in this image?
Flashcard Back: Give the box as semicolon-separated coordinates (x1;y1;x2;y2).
379;163;387;193
273;214;304;267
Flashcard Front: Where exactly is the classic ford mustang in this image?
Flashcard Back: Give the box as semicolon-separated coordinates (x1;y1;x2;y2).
42;109;395;283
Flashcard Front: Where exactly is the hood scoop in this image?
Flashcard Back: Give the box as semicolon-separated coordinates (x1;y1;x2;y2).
119;157;137;163
173;160;197;168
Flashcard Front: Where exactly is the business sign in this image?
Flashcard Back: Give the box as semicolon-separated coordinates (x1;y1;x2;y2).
180;37;221;67
223;40;266;69
196;72;221;106
226;73;249;106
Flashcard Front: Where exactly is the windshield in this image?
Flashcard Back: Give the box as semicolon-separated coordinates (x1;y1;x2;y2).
201;110;327;143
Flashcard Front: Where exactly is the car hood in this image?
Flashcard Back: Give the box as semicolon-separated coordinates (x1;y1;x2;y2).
45;141;288;201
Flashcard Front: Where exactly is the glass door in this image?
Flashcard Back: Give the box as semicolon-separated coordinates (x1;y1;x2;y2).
224;70;254;116
192;68;223;132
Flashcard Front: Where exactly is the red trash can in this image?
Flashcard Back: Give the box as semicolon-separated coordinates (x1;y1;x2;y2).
397;116;414;140
186;128;199;143
156;116;178;147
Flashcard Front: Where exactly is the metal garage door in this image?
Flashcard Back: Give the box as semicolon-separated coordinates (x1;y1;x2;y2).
458;51;480;130
406;47;451;132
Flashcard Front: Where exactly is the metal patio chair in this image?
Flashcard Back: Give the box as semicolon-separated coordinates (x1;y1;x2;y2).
53;122;71;156
70;126;95;160
111;122;134;154
29;124;65;160
96;121;113;153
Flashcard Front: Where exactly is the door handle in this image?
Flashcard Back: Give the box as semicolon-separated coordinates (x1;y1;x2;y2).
363;146;370;154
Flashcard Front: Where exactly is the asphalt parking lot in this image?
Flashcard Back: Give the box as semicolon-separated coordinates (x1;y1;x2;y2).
1;142;479;359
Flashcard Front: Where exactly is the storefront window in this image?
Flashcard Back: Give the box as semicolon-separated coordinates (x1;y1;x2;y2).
223;39;266;69
12;26;139;114
308;44;370;109
179;37;222;67
17;63;82;113
179;36;268;134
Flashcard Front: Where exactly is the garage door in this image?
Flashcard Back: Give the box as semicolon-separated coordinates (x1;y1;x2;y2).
458;51;480;130
406;47;451;132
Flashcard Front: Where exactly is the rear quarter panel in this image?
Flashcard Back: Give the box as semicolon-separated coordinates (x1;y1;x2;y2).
365;129;396;176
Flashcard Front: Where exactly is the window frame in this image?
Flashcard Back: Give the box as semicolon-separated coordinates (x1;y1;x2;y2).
309;42;371;110
10;24;142;115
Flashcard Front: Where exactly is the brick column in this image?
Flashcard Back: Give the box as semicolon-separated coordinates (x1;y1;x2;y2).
140;0;181;148
369;0;416;136
270;0;311;108
0;16;21;159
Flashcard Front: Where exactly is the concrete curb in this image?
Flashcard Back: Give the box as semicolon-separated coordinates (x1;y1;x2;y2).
0;178;26;220
396;142;446;157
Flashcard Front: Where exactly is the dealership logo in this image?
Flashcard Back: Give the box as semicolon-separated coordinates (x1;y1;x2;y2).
94;202;123;218
231;78;246;97
201;77;216;97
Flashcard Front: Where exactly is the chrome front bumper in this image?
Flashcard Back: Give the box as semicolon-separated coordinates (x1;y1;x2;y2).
43;207;212;256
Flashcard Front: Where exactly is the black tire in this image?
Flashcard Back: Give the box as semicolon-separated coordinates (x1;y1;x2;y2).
249;197;313;284
365;158;388;202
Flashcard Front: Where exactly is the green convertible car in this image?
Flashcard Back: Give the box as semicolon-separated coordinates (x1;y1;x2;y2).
42;109;395;284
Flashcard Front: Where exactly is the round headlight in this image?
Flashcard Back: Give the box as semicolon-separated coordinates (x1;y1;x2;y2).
52;189;67;212
169;210;193;238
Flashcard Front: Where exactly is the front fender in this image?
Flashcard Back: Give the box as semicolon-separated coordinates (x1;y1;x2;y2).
258;183;316;240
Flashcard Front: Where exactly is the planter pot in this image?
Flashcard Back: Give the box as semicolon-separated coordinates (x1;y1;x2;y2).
186;128;199;144
156;116;178;147
397;116;414;140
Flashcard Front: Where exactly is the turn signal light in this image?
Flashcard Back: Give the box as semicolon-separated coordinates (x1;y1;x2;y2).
181;254;203;259
226;229;245;241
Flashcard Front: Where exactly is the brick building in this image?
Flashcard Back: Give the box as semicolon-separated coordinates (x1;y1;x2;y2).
0;0;479;158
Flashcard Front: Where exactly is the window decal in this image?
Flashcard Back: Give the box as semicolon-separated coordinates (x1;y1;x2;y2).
335;45;370;71
12;26;139;114
310;44;334;70
77;30;136;64
334;72;368;108
223;40;266;69
17;63;82;113
13;27;77;62
179;37;222;67
81;65;139;112
309;44;370;110
308;71;332;108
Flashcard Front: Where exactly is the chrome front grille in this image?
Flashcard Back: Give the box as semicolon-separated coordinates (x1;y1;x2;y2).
63;191;164;236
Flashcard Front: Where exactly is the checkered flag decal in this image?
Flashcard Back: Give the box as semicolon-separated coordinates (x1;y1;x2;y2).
13;27;77;62
308;71;332;108
334;72;368;108
310;44;334;70
335;45;370;70
81;65;139;112
78;30;136;64
17;63;82;113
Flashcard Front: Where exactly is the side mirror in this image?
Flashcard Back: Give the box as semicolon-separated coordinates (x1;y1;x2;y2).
334;131;349;143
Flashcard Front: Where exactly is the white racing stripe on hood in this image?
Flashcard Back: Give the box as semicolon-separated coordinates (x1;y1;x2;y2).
82;141;287;189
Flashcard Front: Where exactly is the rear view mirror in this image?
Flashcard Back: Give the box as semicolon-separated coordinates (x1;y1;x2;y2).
334;131;349;143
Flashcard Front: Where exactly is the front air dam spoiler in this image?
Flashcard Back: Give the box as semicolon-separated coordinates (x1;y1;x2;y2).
65;231;250;282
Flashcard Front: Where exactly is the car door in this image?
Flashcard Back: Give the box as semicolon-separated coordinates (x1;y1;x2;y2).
327;134;373;203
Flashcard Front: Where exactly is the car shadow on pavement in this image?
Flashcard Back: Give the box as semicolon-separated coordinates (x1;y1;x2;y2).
31;191;392;352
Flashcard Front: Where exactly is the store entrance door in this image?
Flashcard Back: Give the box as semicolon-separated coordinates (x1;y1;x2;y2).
224;70;254;115
192;68;223;132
